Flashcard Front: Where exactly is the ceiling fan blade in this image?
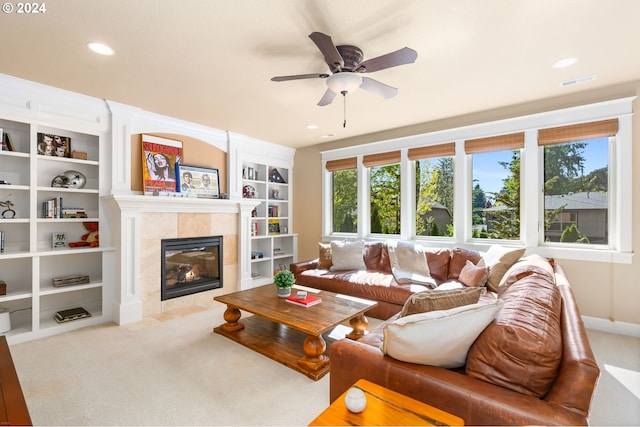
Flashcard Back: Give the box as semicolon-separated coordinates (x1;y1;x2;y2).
360;77;398;99
357;47;417;73
317;88;337;106
271;73;329;82
309;32;344;72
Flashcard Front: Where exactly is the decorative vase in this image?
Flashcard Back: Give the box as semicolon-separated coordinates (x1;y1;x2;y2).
277;287;292;298
344;387;367;413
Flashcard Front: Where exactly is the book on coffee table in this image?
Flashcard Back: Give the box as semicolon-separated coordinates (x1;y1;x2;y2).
285;294;322;307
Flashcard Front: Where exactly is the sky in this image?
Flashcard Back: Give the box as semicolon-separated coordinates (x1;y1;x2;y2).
472;137;608;197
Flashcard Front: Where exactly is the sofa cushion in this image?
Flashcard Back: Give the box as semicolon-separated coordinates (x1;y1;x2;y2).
388;241;434;287
424;248;451;282
448;247;482;280
458;260;490;287
382;300;504;368
480;245;525;292
399;287;484;317
363;241;389;272
317;242;333;270
466;255;562;398
330;240;366;271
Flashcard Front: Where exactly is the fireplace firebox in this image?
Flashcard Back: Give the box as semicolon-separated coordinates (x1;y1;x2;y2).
161;236;223;300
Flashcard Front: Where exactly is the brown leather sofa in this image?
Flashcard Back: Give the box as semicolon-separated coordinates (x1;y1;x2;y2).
329;260;600;426
290;242;482;319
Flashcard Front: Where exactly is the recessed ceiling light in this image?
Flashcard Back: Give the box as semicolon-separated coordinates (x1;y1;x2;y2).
87;42;115;56
307;125;318;130
552;57;577;69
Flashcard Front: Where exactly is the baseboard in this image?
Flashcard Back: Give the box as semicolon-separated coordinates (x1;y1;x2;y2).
583;315;640;338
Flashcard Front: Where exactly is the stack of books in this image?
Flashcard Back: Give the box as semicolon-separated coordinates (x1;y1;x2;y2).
285;294;322;307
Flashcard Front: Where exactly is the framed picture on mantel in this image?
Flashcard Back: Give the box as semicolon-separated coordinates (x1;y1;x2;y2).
176;164;220;199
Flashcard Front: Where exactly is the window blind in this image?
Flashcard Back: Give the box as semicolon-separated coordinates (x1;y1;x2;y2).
538;119;618;146
407;142;455;160
465;132;525;154
362;151;401;168
325;157;357;172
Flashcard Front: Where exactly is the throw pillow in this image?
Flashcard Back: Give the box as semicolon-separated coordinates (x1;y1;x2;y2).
400;287;484;317
481;245;526;292
317;242;332;270
382;300;504;368
329;240;366;271
388;241;434;287
458;260;490;287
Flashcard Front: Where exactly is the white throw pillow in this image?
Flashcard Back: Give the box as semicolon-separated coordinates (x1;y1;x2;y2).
381;299;504;368
329;240;366;271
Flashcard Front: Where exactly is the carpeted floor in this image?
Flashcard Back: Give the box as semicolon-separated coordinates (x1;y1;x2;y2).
9;305;640;426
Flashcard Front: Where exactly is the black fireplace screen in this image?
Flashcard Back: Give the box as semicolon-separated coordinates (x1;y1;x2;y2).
161;236;223;300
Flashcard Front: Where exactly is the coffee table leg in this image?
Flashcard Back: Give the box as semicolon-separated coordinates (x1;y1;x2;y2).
346;313;369;340
217;305;244;333
298;334;329;372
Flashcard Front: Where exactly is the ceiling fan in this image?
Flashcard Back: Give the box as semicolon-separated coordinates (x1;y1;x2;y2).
271;32;418;108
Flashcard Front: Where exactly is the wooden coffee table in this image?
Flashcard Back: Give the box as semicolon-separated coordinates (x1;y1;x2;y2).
213;284;377;380
309;379;464;426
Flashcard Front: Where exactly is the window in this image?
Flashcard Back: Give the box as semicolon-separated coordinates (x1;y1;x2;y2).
327;158;358;233
539;119;617;246
321;98;632;263
364;151;401;235
409;143;455;237
466;133;524;240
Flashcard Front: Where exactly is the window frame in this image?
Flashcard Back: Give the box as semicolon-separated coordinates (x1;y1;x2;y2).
321;97;634;264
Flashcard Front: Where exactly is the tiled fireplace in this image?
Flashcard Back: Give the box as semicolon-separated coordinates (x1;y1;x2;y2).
108;195;259;324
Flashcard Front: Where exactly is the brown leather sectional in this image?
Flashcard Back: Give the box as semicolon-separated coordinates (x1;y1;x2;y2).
291;242;482;319
290;242;600;425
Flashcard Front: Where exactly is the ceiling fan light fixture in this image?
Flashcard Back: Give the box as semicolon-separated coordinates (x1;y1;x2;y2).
326;72;363;95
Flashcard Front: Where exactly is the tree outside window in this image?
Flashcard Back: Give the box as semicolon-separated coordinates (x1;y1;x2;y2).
370;164;401;234
332;169;357;233
415;157;454;236
471;150;521;240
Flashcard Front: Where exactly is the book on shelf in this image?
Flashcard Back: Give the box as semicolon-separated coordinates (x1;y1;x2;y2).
285;294;322;307
54;307;91;323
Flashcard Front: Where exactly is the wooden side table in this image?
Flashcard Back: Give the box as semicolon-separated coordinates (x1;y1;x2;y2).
309;379;463;426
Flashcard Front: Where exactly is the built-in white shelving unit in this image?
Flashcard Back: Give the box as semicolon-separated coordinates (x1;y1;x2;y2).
229;133;297;288
0;75;113;344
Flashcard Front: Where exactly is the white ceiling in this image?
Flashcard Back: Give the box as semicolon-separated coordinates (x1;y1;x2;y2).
1;0;639;149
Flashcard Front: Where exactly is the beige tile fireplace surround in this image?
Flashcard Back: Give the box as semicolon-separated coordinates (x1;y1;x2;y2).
139;211;238;318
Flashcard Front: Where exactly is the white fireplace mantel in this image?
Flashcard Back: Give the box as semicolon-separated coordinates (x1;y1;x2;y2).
104;194;260;325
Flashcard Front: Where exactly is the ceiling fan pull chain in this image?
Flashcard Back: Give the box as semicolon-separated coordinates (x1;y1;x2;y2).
342;90;347;128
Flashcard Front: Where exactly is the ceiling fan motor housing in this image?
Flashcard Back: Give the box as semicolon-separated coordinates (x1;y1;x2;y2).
336;45;364;72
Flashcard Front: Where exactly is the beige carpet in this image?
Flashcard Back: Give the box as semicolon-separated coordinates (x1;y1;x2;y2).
9;305;640;426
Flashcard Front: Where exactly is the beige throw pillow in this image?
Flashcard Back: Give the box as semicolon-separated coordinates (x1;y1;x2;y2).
382;300;504;368
458;260;490;287
330;240;366;271
400;287;484;317
481;245;526;292
317;242;332;270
